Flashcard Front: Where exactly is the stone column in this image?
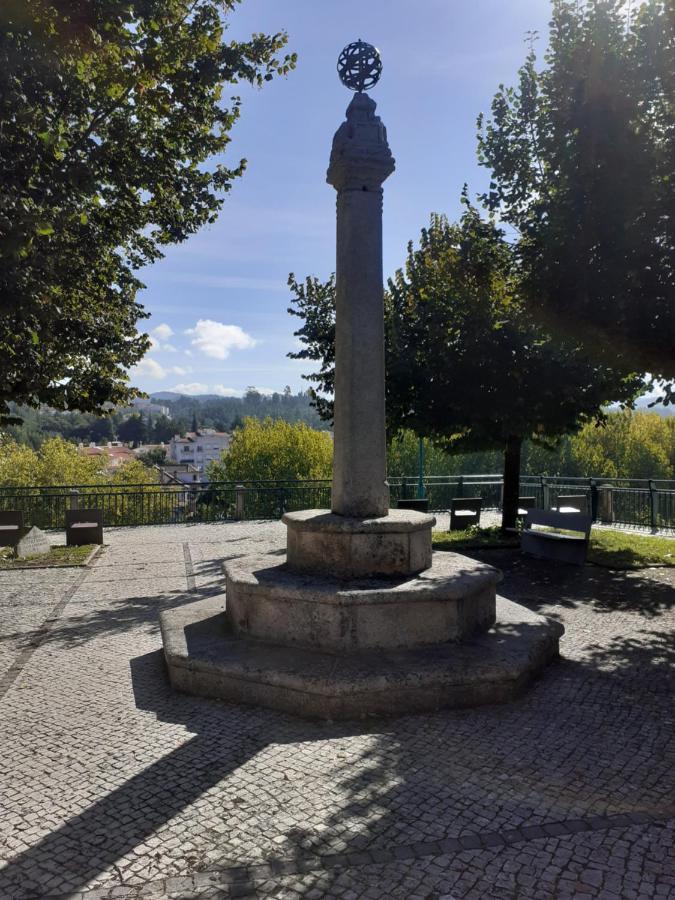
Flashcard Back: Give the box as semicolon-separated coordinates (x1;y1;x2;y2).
327;92;395;519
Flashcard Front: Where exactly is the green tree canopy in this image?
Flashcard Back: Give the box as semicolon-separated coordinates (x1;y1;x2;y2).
0;435;159;486
569;410;674;479
208;417;333;482
477;0;674;392
0;0;295;422
117;413;148;447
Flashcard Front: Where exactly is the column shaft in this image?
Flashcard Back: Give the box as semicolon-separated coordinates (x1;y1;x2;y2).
331;188;388;517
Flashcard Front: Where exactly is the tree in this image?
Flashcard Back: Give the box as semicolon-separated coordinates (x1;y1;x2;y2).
208;417;333;482
477;0;674;394
151;414;176;443
0;1;295;422
0;436;104;486
89;416;115;444
137;446;167;468
290;207;643;528
569;410;674;479
388;209;646;527
287;273;336;421
117;413;147;447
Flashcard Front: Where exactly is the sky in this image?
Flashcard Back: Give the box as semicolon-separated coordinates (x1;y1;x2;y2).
132;0;555;398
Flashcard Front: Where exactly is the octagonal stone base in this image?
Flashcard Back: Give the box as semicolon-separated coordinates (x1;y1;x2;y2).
284;509;435;579
224;552;497;652
160;594;564;720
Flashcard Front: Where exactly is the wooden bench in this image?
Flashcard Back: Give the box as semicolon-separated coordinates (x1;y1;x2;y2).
0;511;25;547
449;497;482;531
66;509;103;546
521;509;592;566
553;494;589;514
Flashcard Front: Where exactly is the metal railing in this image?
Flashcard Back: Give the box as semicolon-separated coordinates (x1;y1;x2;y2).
0;475;672;530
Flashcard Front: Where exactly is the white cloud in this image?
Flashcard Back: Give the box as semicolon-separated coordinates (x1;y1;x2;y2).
130;358;188;380
133;358;166;379
170;382;209;395
212;385;243;397
185;319;256;360
162;343;177;353
151;323;174;341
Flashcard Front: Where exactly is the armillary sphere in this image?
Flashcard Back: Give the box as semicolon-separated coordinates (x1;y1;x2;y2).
337;40;382;92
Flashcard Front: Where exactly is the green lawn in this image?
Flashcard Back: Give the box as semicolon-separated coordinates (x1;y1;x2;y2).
0;544;98;569
433;527;675;569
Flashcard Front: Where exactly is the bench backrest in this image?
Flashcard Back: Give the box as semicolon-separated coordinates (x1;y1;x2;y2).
524;508;592;539
451;497;482;513
0;510;23;527
65;508;103;527
556;494;588;513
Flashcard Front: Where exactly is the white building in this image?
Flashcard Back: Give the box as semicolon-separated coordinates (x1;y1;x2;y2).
129;398;171;417
168;430;231;478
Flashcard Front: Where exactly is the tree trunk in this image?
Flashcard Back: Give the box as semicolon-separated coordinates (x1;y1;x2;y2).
501;435;522;531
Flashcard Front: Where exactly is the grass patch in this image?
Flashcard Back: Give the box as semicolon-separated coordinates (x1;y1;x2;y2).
587;530;675;569
433;526;520;551
433;526;675;569
0;544;98;569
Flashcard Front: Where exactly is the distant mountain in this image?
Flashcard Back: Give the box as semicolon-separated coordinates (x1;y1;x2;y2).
634;395;674;417
150;392;248;401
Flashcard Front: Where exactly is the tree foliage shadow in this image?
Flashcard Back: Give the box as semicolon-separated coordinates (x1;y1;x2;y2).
0;648;373;898
1;548;673;898
464;548;674;620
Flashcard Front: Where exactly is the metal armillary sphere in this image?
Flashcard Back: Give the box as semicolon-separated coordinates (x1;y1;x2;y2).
337;40;382;92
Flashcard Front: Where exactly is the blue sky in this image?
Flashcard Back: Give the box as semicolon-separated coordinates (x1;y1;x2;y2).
132;0;554;397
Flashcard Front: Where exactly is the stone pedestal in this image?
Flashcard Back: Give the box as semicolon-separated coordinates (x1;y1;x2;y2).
160;593;563;720
284;509;433;578
225;551;497;652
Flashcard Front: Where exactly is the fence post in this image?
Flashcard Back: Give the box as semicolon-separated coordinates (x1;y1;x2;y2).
590;479;599;521
649;479;657;530
457;476;464;499
598;484;614;524
541;477;550;510
235;485;246;521
69;490;79;510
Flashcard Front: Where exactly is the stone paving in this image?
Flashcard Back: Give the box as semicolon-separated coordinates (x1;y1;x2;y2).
0;521;673;899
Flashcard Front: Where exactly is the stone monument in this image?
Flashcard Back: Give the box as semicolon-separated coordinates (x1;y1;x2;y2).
160;42;563;719
15;526;51;560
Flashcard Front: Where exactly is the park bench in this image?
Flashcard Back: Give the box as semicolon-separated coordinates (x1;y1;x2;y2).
521;509;592;566
553;494;589;514
66;509;103;546
0;511;25;547
449;497;482;531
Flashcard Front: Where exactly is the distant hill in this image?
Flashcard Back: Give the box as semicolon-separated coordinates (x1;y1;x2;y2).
150;391;235;402
634;395;674;417
148;388;329;432
148;391;184;400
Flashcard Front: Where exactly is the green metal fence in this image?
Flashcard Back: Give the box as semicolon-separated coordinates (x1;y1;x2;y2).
0;475;672;530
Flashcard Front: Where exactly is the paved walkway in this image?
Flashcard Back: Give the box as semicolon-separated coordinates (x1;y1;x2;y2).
0;522;673;899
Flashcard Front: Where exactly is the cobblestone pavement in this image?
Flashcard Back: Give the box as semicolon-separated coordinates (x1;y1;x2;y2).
0;521;673;900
